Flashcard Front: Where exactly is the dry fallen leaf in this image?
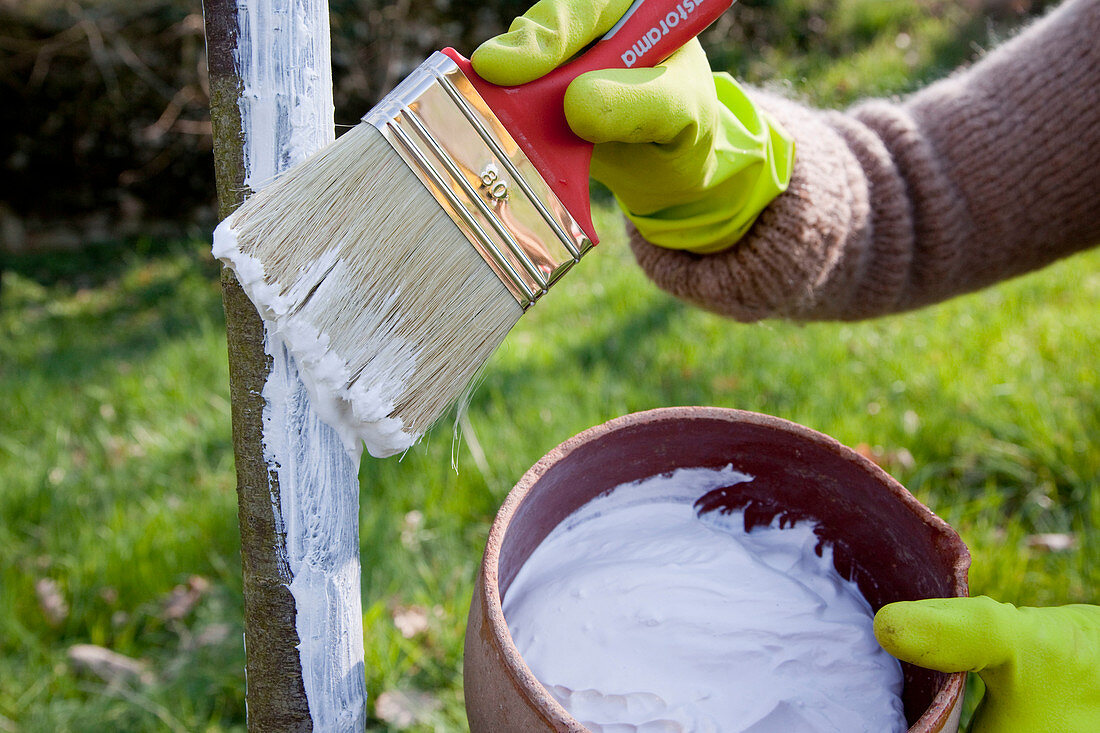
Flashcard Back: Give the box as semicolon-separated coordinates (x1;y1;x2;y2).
400;510;424;548
375;688;441;729
392;604;429;639
162;575;211;621
68;644;155;686
854;443;915;471
36;577;69;627
194;622;232;648
1025;533;1077;553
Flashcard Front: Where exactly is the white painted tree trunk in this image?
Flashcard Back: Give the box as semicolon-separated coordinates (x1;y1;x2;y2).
205;0;368;729
262;343;368;732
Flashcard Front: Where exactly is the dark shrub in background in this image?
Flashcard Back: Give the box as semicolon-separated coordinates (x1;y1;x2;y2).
0;0;1054;254
0;0;527;252
1;1;211;249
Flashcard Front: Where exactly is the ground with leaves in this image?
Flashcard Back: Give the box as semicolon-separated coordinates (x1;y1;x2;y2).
1;209;1097;730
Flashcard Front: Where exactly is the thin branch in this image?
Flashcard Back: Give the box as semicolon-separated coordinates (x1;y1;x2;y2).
78;17;123;102
108;31;178;99
144;85;203;141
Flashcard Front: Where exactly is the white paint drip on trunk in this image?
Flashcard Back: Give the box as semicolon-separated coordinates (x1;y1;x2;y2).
232;0;367;729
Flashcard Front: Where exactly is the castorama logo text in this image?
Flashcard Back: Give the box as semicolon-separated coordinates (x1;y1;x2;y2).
620;0;706;68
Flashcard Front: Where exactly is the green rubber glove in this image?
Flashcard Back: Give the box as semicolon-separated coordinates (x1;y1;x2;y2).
874;596;1100;732
471;0;794;254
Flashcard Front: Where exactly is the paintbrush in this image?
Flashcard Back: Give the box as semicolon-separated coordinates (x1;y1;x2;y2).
214;0;735;458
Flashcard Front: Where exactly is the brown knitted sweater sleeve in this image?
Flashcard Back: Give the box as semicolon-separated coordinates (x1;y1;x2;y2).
629;0;1100;321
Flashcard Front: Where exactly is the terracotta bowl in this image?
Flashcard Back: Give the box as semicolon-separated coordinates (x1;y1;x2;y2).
464;407;970;732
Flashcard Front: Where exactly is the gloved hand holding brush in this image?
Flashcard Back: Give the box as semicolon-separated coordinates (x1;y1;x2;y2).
472;0;794;254
477;0;1100;325
875;596;1100;732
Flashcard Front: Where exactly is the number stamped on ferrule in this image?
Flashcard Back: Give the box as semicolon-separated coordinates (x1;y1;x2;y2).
478;163;509;202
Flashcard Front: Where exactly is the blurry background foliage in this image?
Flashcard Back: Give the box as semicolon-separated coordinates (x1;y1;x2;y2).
0;0;1057;258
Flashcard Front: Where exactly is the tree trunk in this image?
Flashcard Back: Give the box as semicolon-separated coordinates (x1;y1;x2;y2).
203;0;367;730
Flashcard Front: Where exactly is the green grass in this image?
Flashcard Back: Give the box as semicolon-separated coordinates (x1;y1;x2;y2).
708;0;1061;107
2;214;1097;731
1;1;1091;730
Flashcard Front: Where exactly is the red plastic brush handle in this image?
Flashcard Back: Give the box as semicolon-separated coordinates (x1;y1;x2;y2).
442;0;735;244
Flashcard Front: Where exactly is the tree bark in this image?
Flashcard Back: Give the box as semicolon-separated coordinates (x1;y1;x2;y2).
203;1;366;730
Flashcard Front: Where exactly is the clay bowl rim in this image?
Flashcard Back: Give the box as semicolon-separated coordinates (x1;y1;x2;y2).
476;406;970;732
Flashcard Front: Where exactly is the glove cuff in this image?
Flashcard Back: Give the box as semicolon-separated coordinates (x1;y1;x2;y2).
623;74;795;254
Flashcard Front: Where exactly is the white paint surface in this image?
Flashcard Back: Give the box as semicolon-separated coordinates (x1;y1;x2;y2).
504;466;908;732
236;0;336;191
264;339;367;731
230;0;367;729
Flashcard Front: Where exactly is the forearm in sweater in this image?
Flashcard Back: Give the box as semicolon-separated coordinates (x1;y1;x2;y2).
630;0;1100;322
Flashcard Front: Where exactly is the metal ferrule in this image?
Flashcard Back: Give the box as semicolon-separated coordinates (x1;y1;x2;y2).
363;52;594;310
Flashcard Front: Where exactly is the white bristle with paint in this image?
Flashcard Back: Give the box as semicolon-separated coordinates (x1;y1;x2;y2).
215;123;523;459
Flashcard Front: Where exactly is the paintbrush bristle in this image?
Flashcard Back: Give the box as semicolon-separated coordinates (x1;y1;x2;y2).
217;123;522;457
